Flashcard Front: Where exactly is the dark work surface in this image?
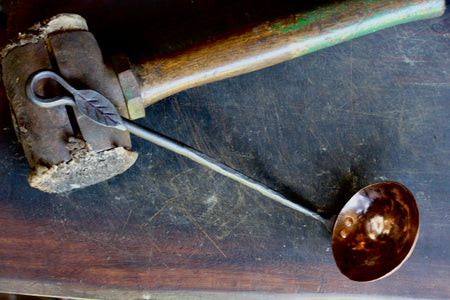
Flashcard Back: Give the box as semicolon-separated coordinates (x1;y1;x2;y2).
0;0;449;299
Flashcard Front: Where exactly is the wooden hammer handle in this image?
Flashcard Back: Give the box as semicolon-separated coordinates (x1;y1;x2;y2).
132;0;445;107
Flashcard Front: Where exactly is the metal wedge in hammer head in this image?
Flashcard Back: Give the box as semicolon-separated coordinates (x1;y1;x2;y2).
1;14;138;193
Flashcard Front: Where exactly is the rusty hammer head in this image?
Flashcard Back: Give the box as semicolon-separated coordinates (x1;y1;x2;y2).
2;14;138;193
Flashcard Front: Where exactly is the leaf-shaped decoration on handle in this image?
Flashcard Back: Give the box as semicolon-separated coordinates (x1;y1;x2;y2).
73;89;126;131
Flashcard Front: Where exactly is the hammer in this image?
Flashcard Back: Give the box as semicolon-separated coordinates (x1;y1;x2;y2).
1;0;445;194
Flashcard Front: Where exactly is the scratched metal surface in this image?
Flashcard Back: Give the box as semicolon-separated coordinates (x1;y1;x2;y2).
0;0;449;299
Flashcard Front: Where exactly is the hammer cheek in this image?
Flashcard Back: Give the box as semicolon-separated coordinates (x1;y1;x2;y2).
27;147;138;193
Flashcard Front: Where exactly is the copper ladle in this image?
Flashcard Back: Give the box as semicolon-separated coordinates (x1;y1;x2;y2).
28;70;420;282
118;117;421;281
129;124;420;282
330;181;419;281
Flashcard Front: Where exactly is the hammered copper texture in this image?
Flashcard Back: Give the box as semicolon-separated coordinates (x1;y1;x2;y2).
332;182;419;281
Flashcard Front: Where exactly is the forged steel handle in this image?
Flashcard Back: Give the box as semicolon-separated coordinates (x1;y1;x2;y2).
26;69;326;224
132;0;445;108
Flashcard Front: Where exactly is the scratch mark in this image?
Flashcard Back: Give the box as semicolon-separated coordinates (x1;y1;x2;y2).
409;82;450;87
332;109;405;120
400;55;426;66
169;166;198;189
147;203;168;223
308;126;343;168
79;232;134;256
398;98;406;144
350;41;355;141
316;274;326;292
216;214;249;241
147;189;200;224
249;196;269;216
273;103;282;139
136;225;170;270
175;205;227;258
55;196;70;240
122;209;133;230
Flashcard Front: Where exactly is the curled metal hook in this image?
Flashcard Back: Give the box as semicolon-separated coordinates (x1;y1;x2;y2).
26;70;77;108
26;70;127;131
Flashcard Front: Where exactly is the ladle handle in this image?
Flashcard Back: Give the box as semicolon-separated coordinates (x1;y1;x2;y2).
27;69;327;224
122;118;327;224
132;0;445;107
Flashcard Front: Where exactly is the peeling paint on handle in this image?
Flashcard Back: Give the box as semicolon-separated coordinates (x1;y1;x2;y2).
271;0;444;33
271;2;350;33
270;0;445;57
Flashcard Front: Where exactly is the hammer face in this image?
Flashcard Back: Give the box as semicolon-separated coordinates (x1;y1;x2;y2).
2;14;138;193
27;141;138;193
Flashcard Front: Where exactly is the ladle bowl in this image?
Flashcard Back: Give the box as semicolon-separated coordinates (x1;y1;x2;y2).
331;181;419;281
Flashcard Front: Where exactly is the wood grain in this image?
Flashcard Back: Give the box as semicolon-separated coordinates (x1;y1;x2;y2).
133;0;445;107
0;0;449;299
